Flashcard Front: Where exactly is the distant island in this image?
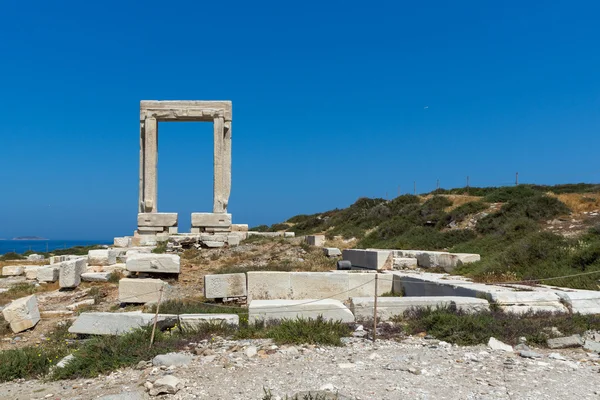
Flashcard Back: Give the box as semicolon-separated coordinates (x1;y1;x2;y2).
12;236;48;240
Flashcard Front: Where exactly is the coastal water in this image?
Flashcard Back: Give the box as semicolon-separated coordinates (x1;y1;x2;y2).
0;240;111;255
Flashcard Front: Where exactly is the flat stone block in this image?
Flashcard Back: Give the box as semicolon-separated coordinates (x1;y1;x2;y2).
113;237;132;248
202;241;224;248
118;278;168;303
454;253;481;264
555;290;600;315
249;299;354;323
88;249;117;266
126;254;180;274
178;314;240;330
68;311;177;335
67;299;95;311
168;226;178;234
547;335;584;349
350;296;490;321
227;234;241;246
347;273;392;298
343;249;392;270
137;213;178;227
191;212;232;228
24;266;45;280
2;295;40;333
489;291;568;314
204;273;247;299
247;271;292;302
232;224;249;232
37;266;60;282
81;272;113;282
290;272;348;300
283;232;295;238
27;254;44;261
305;235;326;247
2;266;24;276
59;258;87;288
393;257;418;269
323;247;342;257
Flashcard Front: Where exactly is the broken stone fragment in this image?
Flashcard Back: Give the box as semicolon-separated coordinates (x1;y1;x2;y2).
149;375;183;396
59;258;87;288
126;254;180;274
2;266;24;276
88;249;117;266
2;295;40;333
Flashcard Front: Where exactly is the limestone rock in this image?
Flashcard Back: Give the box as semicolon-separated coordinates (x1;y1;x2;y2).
59;258;87;288
2;295;40;333
126;254;180;274
583;340;600;353
2;266;24;276
149;375;183;396
67;299;95;311
487;337;513;352
204;273;247;298
24;266;44;280
113;237;132;248
138;212;178;227
547;335;584;349
152;352;193;367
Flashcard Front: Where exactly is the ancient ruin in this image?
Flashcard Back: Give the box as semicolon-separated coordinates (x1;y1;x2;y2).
138;101;233;236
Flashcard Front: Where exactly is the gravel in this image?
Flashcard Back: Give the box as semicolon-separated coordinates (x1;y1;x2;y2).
1;336;599;399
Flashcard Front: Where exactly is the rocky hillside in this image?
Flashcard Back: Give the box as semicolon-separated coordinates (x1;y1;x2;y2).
254;184;600;289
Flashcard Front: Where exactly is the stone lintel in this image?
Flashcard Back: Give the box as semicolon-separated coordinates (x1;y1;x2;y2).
140;101;232;122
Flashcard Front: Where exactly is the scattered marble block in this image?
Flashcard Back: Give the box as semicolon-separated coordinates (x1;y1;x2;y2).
204;273;247;299
2;266;24;276
68;311;177;335
81;272;113;282
179;314;240;330
118;278;168;303
88;249;117;266
59;258;87;288
323;247;342;257
249;299;354;323
27;254;45;261
126;254;180;274
37;266;60;282
305;235;326;247
113;237;132;248
24;266;45;280
2;295;40;333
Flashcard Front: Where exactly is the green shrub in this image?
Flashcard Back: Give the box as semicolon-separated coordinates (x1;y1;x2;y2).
0;252;24;261
398;307;600;346
250;225;270;232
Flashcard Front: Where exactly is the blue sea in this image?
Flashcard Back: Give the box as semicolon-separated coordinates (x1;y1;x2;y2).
0;240;112;255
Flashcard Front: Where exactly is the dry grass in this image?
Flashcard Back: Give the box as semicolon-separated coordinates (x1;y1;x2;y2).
0;282;59;306
420;194;483;211
0;260;47;268
551;193;600;213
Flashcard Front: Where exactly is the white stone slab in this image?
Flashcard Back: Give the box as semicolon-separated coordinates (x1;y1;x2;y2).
191;213;232;228
27;254;44;261
88;249;117;266
489;291;568;314
2;295;40;333
247;271;292;302
178;314;240;330
305;235;326;247
323;247;342;257
249;299;354;323
81;272;113;282
118;278;168;303
24;266;45;280
126;254;180;274
290;272;348;300
204;273;247;299
393;257;418;269
59;258;87;288
343;249;392;270
68;312;178;335
347;273;392;298
2;266;24;276
113;237;132;248
37;266;60;282
554;290;600;315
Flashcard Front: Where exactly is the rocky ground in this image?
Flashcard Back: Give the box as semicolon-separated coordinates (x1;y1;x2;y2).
1;335;599;400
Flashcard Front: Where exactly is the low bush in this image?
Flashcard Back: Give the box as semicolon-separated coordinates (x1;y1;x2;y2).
397;307;600;346
0;252;25;261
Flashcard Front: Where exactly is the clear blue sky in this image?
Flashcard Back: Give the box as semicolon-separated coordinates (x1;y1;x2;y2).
1;1;599;239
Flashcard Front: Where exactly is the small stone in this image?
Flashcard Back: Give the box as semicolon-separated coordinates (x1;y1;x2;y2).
149;375;183;395
519;350;542;359
245;346;257;358
152;353;193;367
548;353;567;361
487;337;513;352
